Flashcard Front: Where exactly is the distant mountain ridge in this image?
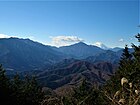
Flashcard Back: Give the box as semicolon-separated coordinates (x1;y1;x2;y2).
37;59;116;89
0;37;126;91
85;50;120;64
55;42;105;59
0;37;124;73
109;47;123;52
0;38;66;71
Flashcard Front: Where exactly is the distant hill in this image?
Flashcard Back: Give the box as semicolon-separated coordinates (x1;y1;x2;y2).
110;47;123;52
37;59;116;89
0;38;66;71
115;48;134;57
55;42;105;59
85;50;120;64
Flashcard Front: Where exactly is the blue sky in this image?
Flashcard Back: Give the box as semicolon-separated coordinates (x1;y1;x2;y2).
0;0;139;48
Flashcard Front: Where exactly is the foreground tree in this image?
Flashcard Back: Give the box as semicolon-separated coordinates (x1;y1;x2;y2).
21;76;45;105
62;80;106;105
104;33;140;105
0;65;45;105
0;65;13;105
105;77;140;105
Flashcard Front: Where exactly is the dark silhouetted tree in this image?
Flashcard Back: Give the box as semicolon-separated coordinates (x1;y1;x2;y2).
0;65;45;105
103;33;140;104
0;65;13;105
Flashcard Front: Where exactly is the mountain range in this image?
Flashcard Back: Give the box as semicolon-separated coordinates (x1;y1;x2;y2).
0;37;126;90
37;58;117;89
54;42;105;59
0;38;123;71
0;38;66;71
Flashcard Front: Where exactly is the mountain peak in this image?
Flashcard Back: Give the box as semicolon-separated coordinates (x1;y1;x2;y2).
74;41;87;46
93;42;108;50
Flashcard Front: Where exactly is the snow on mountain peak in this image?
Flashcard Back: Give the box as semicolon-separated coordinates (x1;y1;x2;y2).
93;42;108;50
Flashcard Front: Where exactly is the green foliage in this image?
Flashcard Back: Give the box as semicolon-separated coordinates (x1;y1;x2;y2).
118;45;133;80
105;77;140;105
82;89;107;105
73;79;90;102
103;33;140;104
0;65;45;105
0;64;13;105
60;80;106;105
21;76;44;105
62;97;72;105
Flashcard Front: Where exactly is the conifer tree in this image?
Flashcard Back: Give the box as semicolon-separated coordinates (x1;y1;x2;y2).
0;65;45;105
11;74;23;105
130;33;140;83
21;75;44;105
117;45;133;81
104;33;140;104
104;45;133;94
67;79;106;105
0;65;12;105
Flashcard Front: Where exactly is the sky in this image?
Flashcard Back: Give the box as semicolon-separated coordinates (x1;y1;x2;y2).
0;0;139;48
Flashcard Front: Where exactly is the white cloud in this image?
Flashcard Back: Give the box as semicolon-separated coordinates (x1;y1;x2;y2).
119;38;124;42
0;34;24;39
0;34;11;38
48;35;84;47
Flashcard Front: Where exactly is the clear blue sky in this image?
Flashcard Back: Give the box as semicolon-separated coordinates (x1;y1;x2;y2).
0;0;139;48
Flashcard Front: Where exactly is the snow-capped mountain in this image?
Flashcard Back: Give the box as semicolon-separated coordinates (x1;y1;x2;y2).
93;42;109;50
